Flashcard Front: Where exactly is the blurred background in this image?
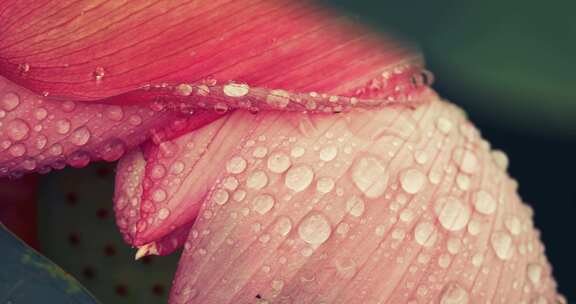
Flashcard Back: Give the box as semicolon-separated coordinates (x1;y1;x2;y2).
0;0;574;302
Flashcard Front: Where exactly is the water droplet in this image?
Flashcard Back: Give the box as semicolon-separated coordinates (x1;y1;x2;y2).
226;155;247;174
291;146;305;158
93;66;105;81
473;190;496;215
212;189;229;205
222;176;238;191
438;254;451;268
34;108;48;120
453;148;479;174
333;257;357;279
456;174;470;191
61;101;76;112
436;117;453;134
100;139;125;161
439;282;469;304
471;252;484;267
223;83;250;97
274;216;292;236
151;164;166;179
158;208;170;220
252;146;268;158
36;135;47;149
175;83;193;96
213;102;229;114
7;119;30;141
351;156;388;198
435;196;471;232
504;215;522;235
18;63;30;74
266;89;290;108
246;170;268;190
319;145;338;162
128;114;142;125
316;177;334;193
414;221;438;247
531;296;548;304
49;143;63;156
414;150;429;164
9;144;26;157
298;212;331;245
21;158;37;171
491;149;509;170
67;151;90;168
267;152;291;173
1;92;20;111
152;189;167;202
55;119;71;134
70;127;91;146
490;231;514;260
252;194;275;215
285;165;314;192
345;195;365;217
399;168;426;194
447;237;461;254
527;263;542;286
105;105;124;121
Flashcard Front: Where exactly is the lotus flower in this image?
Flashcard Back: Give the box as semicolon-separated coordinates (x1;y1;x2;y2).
0;0;566;303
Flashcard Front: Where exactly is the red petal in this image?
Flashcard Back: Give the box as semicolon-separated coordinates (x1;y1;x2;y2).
0;0;420;100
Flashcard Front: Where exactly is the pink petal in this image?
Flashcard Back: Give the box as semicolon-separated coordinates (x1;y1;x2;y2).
169;96;562;304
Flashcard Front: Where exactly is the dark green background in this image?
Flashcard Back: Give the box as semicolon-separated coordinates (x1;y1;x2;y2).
322;0;575;300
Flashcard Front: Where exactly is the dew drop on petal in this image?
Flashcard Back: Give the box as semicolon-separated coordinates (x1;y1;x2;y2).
35;135;47;150
291;146;305;158
490;231;514;260
504;216;522;235
226;155;247;174
9;143;26;157
223;83;250;97
267;152;291;173
105;105;124;121
435;196;470;232
414;221;438;247
285;165;314;192
61;101;76;112
1;92;20;111
212;189;229;205
400;168;426;194
55;119;71;135
345;195;365;217
7;119;30;141
316;177;335;194
453;148;479;174
473;190;497;215
252;194;275;215
152;189;167;202
319;145;338;162
157;208;170;220
436;117;453;134
34;108;48;120
266;89;290;108
491;149;509;170
69;127;91;146
100;139;125;161
351;156;388;198
439;282;469;304
246;171;268;190
527;263;542;286
274;216;292;236
298;212;331;245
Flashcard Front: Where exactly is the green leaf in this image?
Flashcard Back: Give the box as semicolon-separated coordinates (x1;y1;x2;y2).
0;223;100;304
